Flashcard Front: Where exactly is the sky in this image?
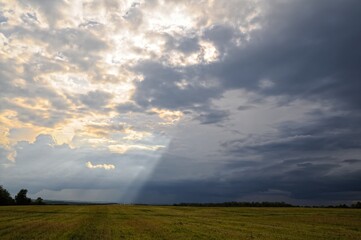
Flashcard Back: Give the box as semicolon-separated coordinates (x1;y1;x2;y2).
0;0;361;205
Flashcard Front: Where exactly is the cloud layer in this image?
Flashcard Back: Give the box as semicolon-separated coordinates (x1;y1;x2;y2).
0;0;360;204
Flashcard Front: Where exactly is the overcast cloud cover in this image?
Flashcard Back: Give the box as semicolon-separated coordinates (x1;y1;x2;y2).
0;0;361;205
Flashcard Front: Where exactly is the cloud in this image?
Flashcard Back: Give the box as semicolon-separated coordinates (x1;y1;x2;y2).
0;12;8;24
196;109;229;125
207;0;361;110
86;161;115;170
20;12;39;25
1;0;361;204
80;90;113;110
108;144;164;154
343;159;361;164
135;155;361;204
0;134;164;202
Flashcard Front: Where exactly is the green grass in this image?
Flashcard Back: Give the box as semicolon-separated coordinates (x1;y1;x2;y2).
0;205;360;239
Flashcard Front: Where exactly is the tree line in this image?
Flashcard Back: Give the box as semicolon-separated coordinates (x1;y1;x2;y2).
2;184;361;208
173;201;361;208
0;185;44;205
173;201;293;207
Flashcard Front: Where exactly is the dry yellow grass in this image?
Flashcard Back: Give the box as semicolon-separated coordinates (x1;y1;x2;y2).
0;205;360;239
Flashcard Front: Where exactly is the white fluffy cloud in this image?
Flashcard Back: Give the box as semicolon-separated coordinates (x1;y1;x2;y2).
86;161;115;170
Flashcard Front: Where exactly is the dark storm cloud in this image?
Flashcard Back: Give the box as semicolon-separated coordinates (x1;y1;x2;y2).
217;113;361;200
208;0;361;110
131;0;361;122
195;109;230;125
266;113;361;151
132;61;221;110
203;24;238;54
208;108;361;202
131;61;227;123
343;159;361;164
224;129;361;156
134;0;361;204
136;155;361;204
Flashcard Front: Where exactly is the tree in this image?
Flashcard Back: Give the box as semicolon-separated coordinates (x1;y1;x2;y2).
15;189;31;205
34;197;45;205
351;202;361;208
0;185;14;205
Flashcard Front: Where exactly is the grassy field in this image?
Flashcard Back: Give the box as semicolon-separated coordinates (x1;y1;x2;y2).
0;205;360;239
